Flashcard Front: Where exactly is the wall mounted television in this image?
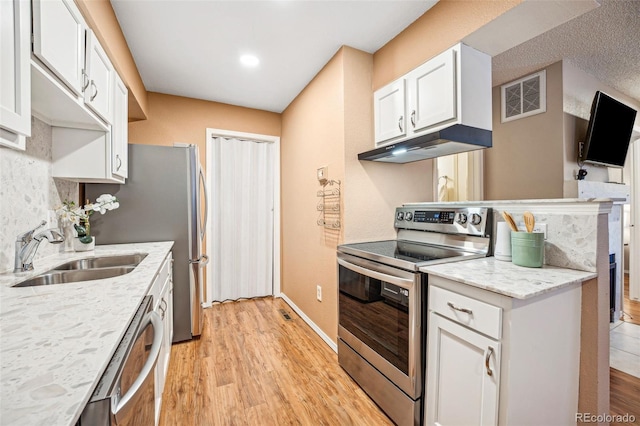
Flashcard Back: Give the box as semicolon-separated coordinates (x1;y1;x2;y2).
579;91;637;168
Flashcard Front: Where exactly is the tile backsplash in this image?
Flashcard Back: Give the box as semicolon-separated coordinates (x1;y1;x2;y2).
0;117;78;273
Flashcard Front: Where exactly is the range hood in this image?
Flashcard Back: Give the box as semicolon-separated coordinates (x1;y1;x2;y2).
358;124;491;164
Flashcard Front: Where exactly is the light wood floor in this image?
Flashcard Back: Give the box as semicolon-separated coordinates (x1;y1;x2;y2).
159;295;640;425
610;274;640;424
159;297;393;426
622;274;640;326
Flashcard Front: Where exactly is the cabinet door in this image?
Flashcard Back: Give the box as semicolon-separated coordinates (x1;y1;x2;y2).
154;276;170;426
112;73;128;179
426;313;500;426
374;79;406;145
408;49;457;133
1;0;30;149
32;0;86;96
85;30;114;124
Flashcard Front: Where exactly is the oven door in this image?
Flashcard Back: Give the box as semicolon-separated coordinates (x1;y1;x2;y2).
337;252;423;399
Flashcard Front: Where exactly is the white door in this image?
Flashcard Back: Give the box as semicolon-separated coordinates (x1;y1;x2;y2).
32;0;86;95
408;49;457;133
426;313;500;426
374;79;406;145
630;139;640;300
207;136;275;302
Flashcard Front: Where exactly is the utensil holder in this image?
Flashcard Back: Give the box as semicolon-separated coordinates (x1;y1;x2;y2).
511;232;544;268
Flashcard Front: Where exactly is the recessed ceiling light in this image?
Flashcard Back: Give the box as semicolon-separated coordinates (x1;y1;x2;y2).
240;54;259;68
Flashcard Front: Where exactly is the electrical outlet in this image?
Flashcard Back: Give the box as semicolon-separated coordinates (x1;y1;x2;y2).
534;223;548;239
517;222;548;239
316;285;322;302
46;210;58;228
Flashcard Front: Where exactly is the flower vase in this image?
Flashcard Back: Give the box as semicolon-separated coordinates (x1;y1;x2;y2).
61;220;76;252
73;237;95;252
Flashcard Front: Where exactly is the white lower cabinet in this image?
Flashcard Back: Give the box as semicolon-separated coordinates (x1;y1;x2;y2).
425;276;583;426
427;313;500;425
149;252;173;426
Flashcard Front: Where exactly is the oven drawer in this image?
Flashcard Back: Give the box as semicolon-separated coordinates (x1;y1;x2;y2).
429;285;502;339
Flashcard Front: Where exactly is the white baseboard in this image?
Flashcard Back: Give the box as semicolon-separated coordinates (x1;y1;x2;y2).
279;293;338;353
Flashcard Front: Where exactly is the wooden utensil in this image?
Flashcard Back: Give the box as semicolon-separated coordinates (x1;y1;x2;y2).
524;211;535;233
501;211;519;232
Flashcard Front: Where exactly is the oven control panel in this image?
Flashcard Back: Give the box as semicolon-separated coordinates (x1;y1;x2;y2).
395;206;491;236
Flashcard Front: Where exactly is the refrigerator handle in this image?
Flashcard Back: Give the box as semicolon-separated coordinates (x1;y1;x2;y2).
199;166;208;241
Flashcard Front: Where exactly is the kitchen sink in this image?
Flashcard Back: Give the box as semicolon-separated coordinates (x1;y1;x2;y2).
53;254;148;270
13;266;137;287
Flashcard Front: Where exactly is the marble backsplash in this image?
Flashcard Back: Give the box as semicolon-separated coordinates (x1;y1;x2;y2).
492;211;599;273
0;118;78;273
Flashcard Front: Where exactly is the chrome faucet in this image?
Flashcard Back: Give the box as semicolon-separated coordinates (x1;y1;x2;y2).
14;221;65;272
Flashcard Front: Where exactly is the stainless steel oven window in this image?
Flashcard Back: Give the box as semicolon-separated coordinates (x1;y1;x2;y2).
337;253;422;399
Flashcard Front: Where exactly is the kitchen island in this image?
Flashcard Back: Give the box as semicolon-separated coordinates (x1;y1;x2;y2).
421;258;597;425
0;241;174;426
420;257;597;299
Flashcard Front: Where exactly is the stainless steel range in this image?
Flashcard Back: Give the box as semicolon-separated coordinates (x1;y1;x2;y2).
337;205;492;426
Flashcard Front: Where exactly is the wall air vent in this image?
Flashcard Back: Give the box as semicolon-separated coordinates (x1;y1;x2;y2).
501;70;546;123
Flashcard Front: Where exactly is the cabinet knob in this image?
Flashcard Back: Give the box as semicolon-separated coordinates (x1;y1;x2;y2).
116;155;122;171
398;116;403;132
411;110;416;127
447;301;473;315
82;70;90;91
90;81;98;101
485;346;494;376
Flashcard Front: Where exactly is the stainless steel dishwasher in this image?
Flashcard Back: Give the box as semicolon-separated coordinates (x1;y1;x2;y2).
79;296;163;425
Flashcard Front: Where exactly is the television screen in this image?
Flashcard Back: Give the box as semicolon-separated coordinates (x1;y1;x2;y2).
580;91;637;168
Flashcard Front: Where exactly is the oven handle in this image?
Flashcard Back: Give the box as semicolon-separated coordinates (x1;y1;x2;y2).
338;257;414;289
113;311;163;416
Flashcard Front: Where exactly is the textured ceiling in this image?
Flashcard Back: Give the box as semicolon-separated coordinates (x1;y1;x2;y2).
492;0;640;104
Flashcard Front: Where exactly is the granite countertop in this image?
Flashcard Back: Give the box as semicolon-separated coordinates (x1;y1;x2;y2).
0;241;174;426
420;257;597;299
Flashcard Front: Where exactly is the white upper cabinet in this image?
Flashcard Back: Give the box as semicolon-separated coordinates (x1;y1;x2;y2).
374;43;491;148
373;79;406;144
84;30;114;124
112;73;128;179
1;0;31;150
407;49;456;133
32;0;86;96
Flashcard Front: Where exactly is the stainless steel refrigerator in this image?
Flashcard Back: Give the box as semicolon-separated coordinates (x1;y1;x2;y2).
86;144;208;342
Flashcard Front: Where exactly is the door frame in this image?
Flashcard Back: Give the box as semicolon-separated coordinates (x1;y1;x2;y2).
433;150;484;201
630;138;640;301
204;128;282;303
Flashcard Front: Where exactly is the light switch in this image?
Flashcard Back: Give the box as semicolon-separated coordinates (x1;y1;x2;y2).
317;166;328;183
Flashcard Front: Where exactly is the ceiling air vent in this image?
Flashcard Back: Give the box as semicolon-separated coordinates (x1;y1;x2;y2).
500;70;546;123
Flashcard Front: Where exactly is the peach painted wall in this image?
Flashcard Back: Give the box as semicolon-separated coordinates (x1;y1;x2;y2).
484;61;565;200
128;92;281;160
280;49;346;341
372;0;521;90
343;49;433;243
75;0;148;120
280;46;434;343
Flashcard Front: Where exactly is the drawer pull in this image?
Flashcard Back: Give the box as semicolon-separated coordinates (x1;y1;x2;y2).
485;346;494;376
447;302;473;315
